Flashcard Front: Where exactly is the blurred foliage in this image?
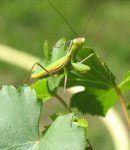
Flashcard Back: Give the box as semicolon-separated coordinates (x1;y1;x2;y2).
0;0;130;149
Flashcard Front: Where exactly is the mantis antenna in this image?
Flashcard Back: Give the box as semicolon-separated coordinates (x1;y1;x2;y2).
47;0;104;37
47;0;78;37
81;0;105;36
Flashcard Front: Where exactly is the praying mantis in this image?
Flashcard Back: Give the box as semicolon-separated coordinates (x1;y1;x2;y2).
25;0;102;115
26;0;101;117
29;37;92;102
31;38;91;79
30;0;96;83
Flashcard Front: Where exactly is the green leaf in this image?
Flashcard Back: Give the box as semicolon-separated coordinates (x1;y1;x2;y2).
43;40;50;63
67;47;117;116
71;89;117;115
39;114;88;150
0;85;42;149
72;116;88;129
77;118;88;128
50;38;66;63
32;38;66;78
31;79;52;101
48;74;65;92
118;71;130;92
0;86;89;149
31;74;64;100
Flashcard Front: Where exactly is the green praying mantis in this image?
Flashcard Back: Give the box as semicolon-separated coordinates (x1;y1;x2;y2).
31;38;91;79
29;37;93;102
23;0;102;116
30;0;97;85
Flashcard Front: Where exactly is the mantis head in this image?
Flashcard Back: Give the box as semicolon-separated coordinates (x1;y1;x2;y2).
72;37;85;48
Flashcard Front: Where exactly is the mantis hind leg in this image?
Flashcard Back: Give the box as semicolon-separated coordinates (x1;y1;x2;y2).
63;67;71;112
22;62;56;85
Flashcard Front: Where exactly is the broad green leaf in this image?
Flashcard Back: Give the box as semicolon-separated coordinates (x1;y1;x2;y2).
31;79;52;101
48;74;65;92
0;90;89;150
38;114;88;150
31;74;64;100
0;85;42;149
67;47;117;116
71;89;117;115
50;38;66;63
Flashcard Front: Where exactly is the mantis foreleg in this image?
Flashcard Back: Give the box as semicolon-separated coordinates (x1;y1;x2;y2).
63;67;72;112
71;53;94;73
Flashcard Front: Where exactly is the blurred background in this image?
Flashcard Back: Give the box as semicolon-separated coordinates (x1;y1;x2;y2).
0;0;130;149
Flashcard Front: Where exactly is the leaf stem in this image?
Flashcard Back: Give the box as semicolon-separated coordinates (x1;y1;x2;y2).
115;86;130;128
54;94;71;112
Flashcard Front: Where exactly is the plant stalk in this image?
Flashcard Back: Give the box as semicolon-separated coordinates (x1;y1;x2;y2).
86;139;93;150
54;94;71;112
115;86;130;128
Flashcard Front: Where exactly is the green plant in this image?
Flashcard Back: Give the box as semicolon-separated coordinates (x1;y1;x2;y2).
0;38;130;149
